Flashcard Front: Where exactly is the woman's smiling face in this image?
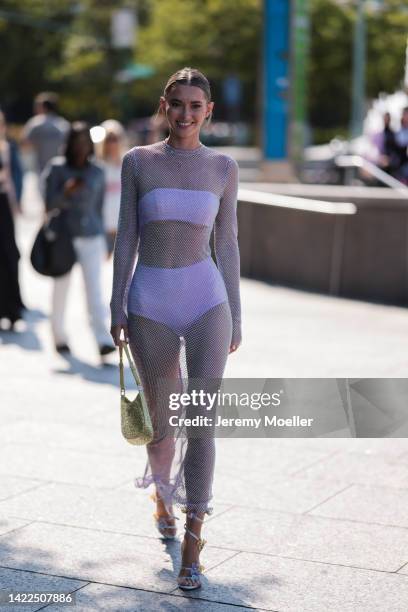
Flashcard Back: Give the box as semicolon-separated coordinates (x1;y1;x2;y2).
160;84;213;138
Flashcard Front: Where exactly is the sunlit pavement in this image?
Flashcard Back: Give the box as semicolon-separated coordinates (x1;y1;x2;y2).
0;173;408;611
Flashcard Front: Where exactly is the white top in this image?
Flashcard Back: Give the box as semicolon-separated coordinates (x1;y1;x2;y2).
101;160;122;232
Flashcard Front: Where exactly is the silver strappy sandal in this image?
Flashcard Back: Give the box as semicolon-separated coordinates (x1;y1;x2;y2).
177;510;206;590
150;492;179;540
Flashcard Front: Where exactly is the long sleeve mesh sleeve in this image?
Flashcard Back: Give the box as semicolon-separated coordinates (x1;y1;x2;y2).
214;157;242;345
110;150;140;327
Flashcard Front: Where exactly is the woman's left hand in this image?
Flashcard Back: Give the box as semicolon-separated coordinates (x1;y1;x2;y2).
229;343;240;354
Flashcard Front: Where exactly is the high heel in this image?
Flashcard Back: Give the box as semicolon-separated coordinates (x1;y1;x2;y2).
177;510;206;591
150;492;178;539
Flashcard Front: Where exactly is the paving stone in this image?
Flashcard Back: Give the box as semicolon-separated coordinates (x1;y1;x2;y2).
0;522;238;594
0;476;47;502
309;483;408;528
0;420;138;457
43;581;256;611
0;483;232;538
2;380;116;428
213;438;333;479
292;450;408;487
0;518;32;537
0;443;140;489
193;551;408;611
204;505;408;572
320;437;408;459
213;474;350;514
0;567;85;612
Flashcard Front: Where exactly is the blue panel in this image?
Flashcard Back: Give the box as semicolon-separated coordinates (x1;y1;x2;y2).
263;0;290;160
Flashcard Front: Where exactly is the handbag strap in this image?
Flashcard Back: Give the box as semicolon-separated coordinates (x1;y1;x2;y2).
119;343;126;397
119;342;144;397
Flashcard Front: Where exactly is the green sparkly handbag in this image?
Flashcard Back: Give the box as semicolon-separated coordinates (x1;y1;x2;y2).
119;342;154;445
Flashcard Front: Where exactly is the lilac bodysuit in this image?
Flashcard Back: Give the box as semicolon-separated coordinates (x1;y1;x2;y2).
110;139;242;515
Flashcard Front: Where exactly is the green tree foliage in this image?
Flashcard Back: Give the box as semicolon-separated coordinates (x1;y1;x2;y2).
48;0;126;122
309;0;408;143
134;0;262;122
0;0;74;120
0;0;262;124
308;0;353;139
365;0;408;99
1;0;407;142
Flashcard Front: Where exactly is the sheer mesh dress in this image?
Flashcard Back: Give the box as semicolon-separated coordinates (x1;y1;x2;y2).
110;139;242;515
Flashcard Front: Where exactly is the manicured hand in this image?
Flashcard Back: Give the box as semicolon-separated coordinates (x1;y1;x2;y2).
110;324;129;346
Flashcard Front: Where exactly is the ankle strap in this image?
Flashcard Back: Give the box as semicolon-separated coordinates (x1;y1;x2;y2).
184;527;206;553
184;526;200;541
183;510;205;522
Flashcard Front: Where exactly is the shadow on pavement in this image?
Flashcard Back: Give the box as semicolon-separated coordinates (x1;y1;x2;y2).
0;307;46;352
52;352;139;392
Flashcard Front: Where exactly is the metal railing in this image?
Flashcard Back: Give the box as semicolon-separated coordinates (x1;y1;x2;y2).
238;188;357;215
335;154;408;195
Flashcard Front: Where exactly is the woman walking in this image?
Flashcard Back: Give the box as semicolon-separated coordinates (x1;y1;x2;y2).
110;67;242;590
0;110;25;329
42;122;115;357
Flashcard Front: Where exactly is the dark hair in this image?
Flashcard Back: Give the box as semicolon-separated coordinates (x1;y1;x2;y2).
156;67;213;125
64;121;94;167
35;91;59;113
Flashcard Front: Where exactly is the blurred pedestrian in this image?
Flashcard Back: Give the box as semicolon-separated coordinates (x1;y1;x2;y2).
41;121;115;357
98;120;126;257
377;112;399;175
395;106;408;183
9;136;24;205
22;92;69;174
0;110;25;329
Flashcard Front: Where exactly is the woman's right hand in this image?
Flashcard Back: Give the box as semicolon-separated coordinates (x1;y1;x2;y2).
110;324;129;347
63;177;84;197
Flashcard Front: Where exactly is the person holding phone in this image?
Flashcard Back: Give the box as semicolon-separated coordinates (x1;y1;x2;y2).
41;121;115;358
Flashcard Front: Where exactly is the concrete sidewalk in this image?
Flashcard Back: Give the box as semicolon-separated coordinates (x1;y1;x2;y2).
1;175;408;610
